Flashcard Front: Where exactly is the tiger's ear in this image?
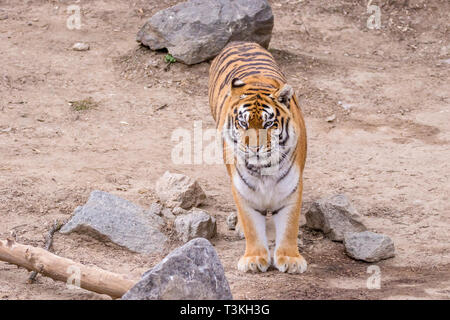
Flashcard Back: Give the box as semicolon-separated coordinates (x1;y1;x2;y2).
230;78;246;96
277;84;294;106
231;78;245;89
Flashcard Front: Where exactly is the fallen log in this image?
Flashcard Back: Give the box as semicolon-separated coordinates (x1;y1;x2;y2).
0;238;138;299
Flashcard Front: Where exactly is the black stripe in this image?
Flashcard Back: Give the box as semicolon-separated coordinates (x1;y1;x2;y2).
277;151;297;184
240;51;276;59
235;166;256;191
212;49;241;75
240;57;278;64
235;70;261;79
289;182;299;196
250;65;284;75
210;47;243;96
215;93;229;122
279;118;290;146
221;62;285;91
216;57;277;82
221;66;245;91
211;43;257;74
231;65;263;78
236;44;259;52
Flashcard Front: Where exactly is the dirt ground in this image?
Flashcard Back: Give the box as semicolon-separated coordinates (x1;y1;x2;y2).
0;0;449;300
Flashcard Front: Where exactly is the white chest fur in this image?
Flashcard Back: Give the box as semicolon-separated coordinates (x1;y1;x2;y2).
232;161;299;212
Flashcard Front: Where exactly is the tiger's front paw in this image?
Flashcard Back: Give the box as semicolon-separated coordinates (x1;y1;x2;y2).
238;255;270;273
274;254;307;274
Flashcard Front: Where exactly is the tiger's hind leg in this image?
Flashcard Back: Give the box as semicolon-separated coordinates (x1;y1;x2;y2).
272;196;307;274
232;190;270;272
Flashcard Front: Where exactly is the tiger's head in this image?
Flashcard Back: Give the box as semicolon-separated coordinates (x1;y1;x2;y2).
223;77;298;174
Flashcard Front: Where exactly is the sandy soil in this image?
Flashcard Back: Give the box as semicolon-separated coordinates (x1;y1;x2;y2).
0;0;449;300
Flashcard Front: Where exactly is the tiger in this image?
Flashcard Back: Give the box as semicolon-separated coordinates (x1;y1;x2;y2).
208;42;307;273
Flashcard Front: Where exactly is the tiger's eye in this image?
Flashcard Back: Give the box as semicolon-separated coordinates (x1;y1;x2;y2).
265;121;274;128
238;120;247;129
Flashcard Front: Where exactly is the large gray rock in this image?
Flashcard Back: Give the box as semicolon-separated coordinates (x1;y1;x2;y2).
344;231;395;262
61;191;167;254
155;171;206;209
305;194;366;241
122;238;232;300
137;0;274;65
174;209;217;242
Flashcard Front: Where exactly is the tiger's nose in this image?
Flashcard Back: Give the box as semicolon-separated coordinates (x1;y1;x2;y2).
247;145;262;152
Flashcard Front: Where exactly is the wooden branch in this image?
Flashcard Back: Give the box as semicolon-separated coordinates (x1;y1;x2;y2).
0;238;139;299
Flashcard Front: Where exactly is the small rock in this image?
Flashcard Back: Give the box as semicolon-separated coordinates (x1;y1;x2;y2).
325;114;336;122
439;45;449;57
61;191;167;254
136;0;274;65
226;212;238;230
155;171;206;209
174;209;216;242
1;127;12;133
235;224;245;239
0;13;8;20
227;213;245;239
122;238;232;300
344;231;395;262
147;202;164;216
172;206;188;215
161;207;175;220
338;101;352;111
147;59;158;67
148;202;175;220
72;42;90;51
305;194;366;241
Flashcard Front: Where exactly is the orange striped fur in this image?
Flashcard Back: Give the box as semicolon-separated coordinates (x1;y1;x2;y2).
208;42;308;273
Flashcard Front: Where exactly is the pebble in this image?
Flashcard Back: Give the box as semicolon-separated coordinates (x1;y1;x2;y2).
72;42;90;51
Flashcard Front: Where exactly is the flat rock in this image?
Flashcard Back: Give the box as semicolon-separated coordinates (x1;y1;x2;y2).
136;0;274;65
155;171;206;209
344;231;395;262
122;238;232;300
305;194;366;241
174;209;217;242
61;190;167;254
